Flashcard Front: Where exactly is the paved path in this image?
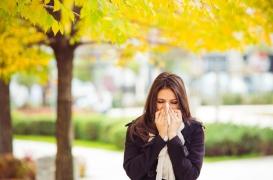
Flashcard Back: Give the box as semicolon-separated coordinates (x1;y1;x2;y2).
14;140;128;180
199;156;273;180
14;140;273;180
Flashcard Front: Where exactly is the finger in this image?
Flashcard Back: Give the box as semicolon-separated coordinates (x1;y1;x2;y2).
162;110;169;124
174;109;181;114
170;112;181;127
168;111;175;124
157;111;164;121
161;108;166;117
160;107;164;115
169;107;176;117
162;112;167;124
172;110;181;124
171;109;178;118
172;109;179;115
166;106;171;115
169;110;176;121
155;111;162;123
155;111;160;119
166;112;171;125
169;106;176;112
175;110;182;119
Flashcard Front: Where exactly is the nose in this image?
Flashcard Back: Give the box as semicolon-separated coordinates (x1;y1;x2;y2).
164;102;169;111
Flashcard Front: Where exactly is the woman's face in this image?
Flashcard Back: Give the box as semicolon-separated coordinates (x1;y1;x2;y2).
156;88;179;111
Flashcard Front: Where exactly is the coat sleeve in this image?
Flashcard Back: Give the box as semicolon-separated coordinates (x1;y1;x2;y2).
167;124;205;180
123;127;166;180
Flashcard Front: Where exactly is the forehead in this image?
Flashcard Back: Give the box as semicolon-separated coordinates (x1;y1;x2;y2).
157;88;176;99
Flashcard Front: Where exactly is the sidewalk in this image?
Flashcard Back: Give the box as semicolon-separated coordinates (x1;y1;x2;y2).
14;140;128;180
14;140;273;180
199;156;273;180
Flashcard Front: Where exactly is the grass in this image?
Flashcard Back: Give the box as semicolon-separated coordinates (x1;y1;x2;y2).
15;135;262;162
204;153;259;162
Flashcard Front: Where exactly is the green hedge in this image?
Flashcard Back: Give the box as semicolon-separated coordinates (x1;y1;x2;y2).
205;123;273;156
222;92;273;105
201;92;273;105
13;113;131;150
74;115;103;140
13;113;273;156
13;120;55;135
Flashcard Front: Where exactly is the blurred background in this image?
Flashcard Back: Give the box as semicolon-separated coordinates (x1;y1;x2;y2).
0;0;273;180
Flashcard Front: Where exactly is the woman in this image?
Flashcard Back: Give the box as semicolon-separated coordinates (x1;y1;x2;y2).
123;72;205;180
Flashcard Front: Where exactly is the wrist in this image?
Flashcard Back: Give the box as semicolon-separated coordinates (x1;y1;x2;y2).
159;132;167;139
162;135;168;142
168;132;176;139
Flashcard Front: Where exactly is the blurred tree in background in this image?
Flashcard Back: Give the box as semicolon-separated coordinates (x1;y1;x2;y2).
1;0;273;179
0;17;50;155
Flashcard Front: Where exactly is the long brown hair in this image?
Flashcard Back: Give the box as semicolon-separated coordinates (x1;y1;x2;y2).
129;72;194;142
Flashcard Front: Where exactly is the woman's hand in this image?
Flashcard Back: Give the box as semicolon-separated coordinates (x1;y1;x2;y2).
155;107;168;139
168;108;183;139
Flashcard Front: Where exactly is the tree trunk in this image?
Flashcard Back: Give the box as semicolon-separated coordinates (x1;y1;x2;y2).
0;79;13;155
52;39;75;180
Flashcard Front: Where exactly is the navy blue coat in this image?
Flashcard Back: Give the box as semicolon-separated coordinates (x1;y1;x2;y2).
123;119;205;180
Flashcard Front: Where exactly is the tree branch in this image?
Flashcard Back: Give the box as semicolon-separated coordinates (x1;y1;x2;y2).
70;6;81;38
75;40;113;47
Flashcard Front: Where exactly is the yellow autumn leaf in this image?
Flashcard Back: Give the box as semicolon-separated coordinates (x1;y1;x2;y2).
52;20;60;35
53;0;62;11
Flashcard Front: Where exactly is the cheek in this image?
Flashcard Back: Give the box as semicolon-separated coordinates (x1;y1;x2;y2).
156;103;163;111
